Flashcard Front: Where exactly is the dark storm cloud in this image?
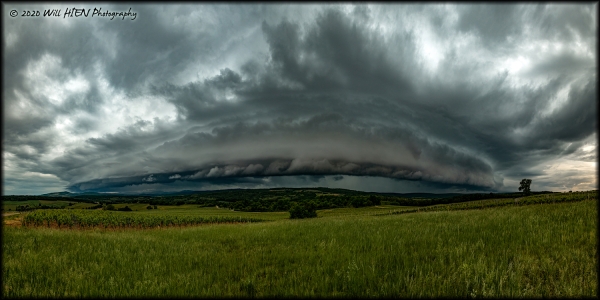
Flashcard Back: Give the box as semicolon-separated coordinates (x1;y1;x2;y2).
258;9;415;96
60;113;499;191
98;5;204;92
39;117;180;183
67;171;267;193
456;4;523;47
155;9;418;127
3;4;597;194
155;68;246;122
456;4;596;50
528;79;596;143
521;50;594;79
538;5;597;48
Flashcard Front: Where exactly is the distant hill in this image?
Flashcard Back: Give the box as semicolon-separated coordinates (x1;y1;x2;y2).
377;192;465;199
40;191;73;197
41;188;493;199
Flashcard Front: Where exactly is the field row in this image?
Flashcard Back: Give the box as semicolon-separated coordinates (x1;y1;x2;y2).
22;210;265;229
380;191;597;216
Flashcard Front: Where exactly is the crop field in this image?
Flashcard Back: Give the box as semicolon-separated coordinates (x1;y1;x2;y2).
21;210;265;229
2;193;597;297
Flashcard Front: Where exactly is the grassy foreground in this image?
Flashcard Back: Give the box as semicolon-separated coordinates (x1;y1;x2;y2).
3;199;597;297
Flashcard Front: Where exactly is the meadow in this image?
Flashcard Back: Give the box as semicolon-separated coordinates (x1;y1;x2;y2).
2;192;597;297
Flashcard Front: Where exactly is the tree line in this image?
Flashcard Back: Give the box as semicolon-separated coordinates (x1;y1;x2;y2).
5;188;557;214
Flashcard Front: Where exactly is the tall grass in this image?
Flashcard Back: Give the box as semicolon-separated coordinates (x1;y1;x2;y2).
139;205;290;221
3;200;596;297
380;190;597;216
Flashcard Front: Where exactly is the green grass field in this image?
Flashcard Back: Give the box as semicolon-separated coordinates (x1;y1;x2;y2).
2;196;597;297
3;200;42;210
140;205;290;221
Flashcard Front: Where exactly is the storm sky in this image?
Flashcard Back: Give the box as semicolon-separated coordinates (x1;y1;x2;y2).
3;3;597;195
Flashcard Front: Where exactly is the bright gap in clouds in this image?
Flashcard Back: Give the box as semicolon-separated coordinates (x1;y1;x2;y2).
23;54;91;106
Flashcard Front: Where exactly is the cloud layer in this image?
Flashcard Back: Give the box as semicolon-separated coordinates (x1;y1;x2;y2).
3;4;597;194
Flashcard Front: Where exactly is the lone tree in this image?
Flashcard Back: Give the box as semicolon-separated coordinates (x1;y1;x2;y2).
519;179;532;195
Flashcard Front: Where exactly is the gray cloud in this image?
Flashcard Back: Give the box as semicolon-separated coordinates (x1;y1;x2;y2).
57;113;499;191
3;4;596;195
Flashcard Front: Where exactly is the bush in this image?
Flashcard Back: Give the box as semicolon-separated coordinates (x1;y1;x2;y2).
16;205;34;212
104;204;115;211
289;202;317;219
118;206;133;211
146;205;153;210
86;204;103;210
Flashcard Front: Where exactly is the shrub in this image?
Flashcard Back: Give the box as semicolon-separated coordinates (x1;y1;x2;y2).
16;205;34;212
146;205;153;210
86;204;103;210
289;202;317;219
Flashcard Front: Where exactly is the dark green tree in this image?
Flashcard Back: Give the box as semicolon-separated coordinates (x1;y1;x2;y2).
289;202;317;219
519;179;532;195
118;206;132;211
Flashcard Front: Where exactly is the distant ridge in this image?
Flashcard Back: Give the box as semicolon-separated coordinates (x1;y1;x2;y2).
41;190;206;197
39;188;505;199
376;192;465;199
40;191;73;197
